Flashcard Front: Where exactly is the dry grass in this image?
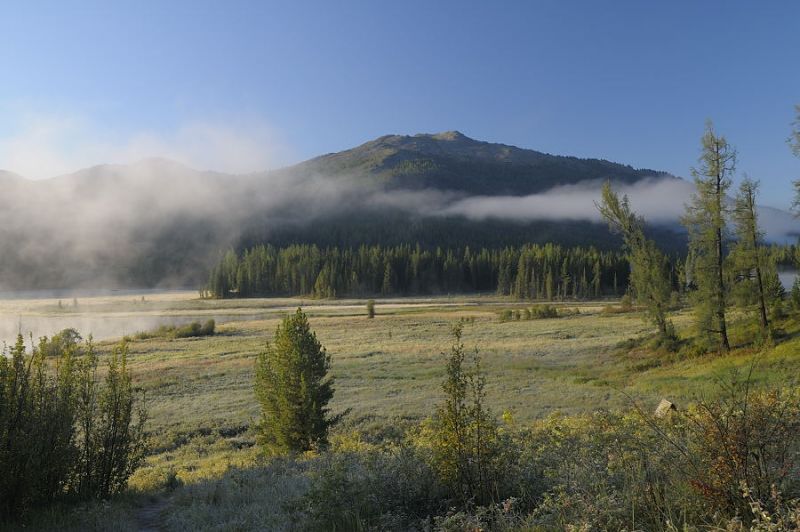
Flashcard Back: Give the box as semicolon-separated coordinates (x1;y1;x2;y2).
6;291;800;529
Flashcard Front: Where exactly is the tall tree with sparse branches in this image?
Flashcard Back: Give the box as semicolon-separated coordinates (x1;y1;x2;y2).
791;105;800;213
730;177;771;337
597;182;674;342
682;121;735;352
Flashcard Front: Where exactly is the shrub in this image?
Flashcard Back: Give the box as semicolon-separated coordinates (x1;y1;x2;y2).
75;342;148;500
40;328;82;357
427;324;507;506
498;309;513;322
174;319;215;338
680;378;800;518
135;319;215;340
0;336;79;519
301;447;446;530
530;305;559;319
0;335;147;523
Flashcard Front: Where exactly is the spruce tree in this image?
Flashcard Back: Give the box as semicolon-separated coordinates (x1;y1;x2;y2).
254;308;338;455
682;121;735;352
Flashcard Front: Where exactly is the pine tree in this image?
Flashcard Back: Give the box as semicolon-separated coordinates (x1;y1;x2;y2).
254;308;339;455
598;182;674;341
682;122;735;352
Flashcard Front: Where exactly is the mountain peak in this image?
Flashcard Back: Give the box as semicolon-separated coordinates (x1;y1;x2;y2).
428;130;471;141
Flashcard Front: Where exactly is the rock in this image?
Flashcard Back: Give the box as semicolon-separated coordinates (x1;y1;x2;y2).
654;399;677;418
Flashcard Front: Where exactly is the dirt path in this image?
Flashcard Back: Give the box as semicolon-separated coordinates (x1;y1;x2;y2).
134;496;171;532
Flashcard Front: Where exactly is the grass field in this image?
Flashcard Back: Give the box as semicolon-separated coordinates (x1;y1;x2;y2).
6;291;800;530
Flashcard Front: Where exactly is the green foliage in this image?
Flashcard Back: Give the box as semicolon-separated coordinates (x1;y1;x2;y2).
428;324;507;506
206;243;632;300
529;304;559;319
134;319;215;340
40;328;82;357
679;377;800;518
791;277;800;311
598;181;676;344
730;177;774;337
0;335;146;523
75;342;148;500
601;294;634;315
791;105;800;214
254;309;340;455
792;104;800;158
0;336;79;520
300;447;446;530
682;121;736;352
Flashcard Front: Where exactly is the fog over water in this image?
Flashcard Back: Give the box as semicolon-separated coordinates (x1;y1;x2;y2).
0;289;268;349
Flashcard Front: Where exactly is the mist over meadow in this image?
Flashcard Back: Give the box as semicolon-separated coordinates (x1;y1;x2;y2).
2;142;798;292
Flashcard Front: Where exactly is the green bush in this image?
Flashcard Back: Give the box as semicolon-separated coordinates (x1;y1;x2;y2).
39;328;82;357
174;319;215;338
498;309;513;322
425;325;510;506
530;305;559;319
0;335;147;523
135;319;215;340
300;447;446;530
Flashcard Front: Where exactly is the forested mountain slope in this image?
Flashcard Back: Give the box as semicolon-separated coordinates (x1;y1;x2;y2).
1;132;793;289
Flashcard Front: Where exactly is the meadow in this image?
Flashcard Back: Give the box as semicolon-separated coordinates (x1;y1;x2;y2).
5;291;800;530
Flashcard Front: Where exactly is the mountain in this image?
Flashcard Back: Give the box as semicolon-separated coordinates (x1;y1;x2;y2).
0;132;796;290
278;130;671;194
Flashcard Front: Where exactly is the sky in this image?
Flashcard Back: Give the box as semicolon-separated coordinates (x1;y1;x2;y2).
1;0;799;207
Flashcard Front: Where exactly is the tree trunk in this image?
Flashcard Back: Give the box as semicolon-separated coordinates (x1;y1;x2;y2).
715;172;730;352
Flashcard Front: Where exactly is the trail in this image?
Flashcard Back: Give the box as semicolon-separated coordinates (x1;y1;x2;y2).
135;496;170;532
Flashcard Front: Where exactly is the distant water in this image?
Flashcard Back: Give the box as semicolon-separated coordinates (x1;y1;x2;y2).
0;288;188;300
0;288;265;350
779;269;798;290
0;312;266;351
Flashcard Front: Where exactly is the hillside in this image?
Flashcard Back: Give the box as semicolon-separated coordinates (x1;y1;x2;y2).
0;132;794;290
281;130;670;194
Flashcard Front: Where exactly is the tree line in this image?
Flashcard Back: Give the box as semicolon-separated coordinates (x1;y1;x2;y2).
204;243;636;300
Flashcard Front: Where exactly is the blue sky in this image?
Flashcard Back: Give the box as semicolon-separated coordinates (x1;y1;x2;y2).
1;1;798;207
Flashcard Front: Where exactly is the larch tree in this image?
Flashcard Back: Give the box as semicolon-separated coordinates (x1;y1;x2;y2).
791;105;800;213
730;177;771;337
254;308;339;455
597;181;674;341
682;121;735;352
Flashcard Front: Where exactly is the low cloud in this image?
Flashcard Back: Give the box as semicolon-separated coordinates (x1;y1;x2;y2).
0;113;291;179
439;178;694;222
364;177;799;242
